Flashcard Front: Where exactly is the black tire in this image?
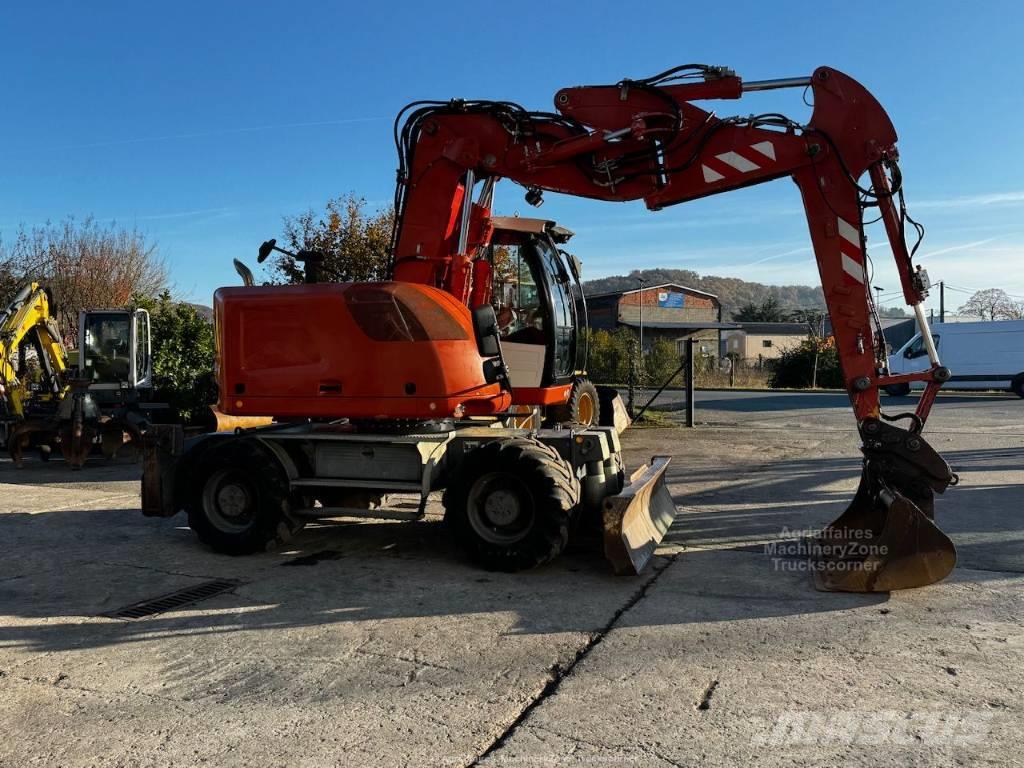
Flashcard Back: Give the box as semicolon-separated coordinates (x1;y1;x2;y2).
1013;376;1024;399
185;439;305;555
884;383;911;397
546;377;601;427
443;437;580;571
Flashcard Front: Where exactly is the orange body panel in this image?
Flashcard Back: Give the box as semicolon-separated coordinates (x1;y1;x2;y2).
512;384;572;407
215;281;511;420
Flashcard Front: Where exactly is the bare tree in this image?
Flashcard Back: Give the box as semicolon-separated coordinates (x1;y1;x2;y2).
0;217;166;344
271;194;395;284
956;288;1022;321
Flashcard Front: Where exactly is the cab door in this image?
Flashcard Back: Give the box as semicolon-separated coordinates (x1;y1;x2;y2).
132;309;152;389
533;239;576;384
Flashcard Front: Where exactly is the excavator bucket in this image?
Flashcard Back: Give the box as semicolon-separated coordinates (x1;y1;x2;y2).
602;456;676;575
811;419;958;592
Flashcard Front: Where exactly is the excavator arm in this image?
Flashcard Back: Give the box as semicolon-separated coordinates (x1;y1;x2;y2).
0;283;68;420
391;65;958;591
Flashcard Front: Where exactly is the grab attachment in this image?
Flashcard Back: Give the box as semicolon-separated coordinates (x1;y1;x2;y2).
812;418;957;592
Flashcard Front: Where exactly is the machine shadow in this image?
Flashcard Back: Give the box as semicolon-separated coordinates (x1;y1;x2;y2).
650;391;1015;416
0;444;1018;655
0;501;887;656
663;445;1024;576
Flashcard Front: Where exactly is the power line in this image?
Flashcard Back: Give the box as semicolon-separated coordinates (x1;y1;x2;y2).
945;284;1024;300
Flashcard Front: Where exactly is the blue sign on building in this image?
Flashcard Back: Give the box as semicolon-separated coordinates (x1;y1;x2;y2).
658;292;685;308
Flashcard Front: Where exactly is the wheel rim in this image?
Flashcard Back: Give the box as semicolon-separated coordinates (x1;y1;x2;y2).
202;469;256;533
466;472;535;545
577;391;596;426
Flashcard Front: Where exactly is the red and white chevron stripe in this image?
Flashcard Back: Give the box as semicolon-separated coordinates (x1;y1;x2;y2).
837;216;865;284
701;141;776;183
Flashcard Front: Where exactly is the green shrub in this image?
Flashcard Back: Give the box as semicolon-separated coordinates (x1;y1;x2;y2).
768;340;844;389
645;338;682;388
138;291;217;423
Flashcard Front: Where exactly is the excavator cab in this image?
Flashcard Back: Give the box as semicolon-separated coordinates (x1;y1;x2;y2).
77;308;153;407
485;217;587;403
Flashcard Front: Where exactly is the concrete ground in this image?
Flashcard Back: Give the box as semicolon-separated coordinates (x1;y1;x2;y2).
0;390;1021;767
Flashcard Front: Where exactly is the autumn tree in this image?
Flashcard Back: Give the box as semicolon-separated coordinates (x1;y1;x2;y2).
0;217;166;345
957;288;1024;321
271;194;395;284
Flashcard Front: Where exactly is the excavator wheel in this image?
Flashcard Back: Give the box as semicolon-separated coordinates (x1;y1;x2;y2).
883;383;911;397
443;437;580;571
546;377;601;428
1012;375;1024;399
185;439;305;555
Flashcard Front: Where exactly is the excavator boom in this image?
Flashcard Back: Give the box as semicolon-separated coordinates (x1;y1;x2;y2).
388;64;957;591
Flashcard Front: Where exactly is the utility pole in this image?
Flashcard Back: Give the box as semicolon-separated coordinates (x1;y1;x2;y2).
636;277;646;395
939;281;945;323
636;277;646;353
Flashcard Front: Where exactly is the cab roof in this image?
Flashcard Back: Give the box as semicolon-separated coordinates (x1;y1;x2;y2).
489;216;574;243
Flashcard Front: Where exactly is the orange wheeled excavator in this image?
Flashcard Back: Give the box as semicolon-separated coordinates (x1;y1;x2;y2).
144;64;957;591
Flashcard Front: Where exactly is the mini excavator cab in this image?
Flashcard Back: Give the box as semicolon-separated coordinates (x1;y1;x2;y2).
77;308;153;407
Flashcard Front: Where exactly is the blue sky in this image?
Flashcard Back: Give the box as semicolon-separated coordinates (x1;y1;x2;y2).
3;1;1022;314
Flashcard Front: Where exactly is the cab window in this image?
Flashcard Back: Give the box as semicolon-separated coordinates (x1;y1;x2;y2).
134;311;149;383
903;334;939;359
537;243;574;378
82;313;131;382
490;244;545;345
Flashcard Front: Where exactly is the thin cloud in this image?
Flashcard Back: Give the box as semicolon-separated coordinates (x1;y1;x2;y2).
737;245;812;268
0;206;234;231
571;203;802;235
46;117;387;151
920;237;999;260
912;191;1024;209
120;206;235;222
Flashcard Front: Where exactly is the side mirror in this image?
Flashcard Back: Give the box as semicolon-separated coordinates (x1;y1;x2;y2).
471;305;502;358
258;239;276;264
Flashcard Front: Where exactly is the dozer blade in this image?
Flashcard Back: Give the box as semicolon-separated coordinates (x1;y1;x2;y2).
602;456;676;575
812;418;958;593
596;385;632;436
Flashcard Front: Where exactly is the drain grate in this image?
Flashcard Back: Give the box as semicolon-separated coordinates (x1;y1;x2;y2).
104;579;242;620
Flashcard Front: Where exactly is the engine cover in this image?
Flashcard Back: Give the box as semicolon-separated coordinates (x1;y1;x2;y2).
215;281;510;420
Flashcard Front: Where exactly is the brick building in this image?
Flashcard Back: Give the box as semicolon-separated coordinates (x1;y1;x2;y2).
585;283;737;355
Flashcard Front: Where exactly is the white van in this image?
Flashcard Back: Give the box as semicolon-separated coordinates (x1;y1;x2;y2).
886;319;1024;397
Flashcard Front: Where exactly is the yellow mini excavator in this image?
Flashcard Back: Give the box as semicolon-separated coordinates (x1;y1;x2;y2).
0;282;157;467
0;283;70;462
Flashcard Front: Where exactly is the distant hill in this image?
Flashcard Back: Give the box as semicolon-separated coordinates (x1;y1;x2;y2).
187;302;214;321
582;268;825;316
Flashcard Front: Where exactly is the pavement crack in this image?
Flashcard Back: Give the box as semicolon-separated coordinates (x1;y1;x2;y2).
470;551;680;766
92;559;227;581
352;647;462;674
